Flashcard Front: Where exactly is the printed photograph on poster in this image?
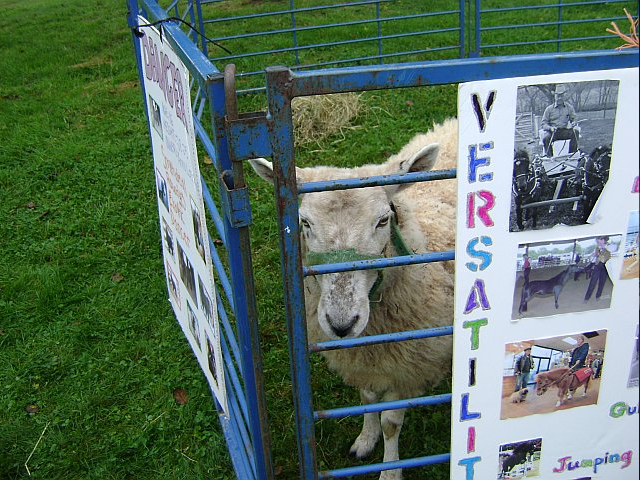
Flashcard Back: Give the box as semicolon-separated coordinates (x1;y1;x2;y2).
148;94;163;139
156;169;169;212
621;211;639;280
512;234;622;319
165;262;181;310
162;218;175;258
139;15;226;414
501;330;607;420
177;242;198;307
198;275;214;325
497;437;542;479
205;327;218;384
510;80;618;232
187;301;201;346
628;324;639;388
191;197;206;261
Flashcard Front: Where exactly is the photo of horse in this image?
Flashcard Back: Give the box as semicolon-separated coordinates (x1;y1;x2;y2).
510;80;618;231
497;438;542;479
501;331;607;420
512;236;621;319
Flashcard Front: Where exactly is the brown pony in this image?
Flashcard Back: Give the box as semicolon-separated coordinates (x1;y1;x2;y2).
535;367;591;407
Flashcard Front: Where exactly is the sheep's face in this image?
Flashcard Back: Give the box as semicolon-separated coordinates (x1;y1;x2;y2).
247;141;441;339
300;187;393;339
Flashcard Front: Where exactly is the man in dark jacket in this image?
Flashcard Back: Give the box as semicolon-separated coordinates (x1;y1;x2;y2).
569;336;590;372
514;347;535;392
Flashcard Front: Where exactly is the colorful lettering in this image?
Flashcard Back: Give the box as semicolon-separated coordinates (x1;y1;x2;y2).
462;319;488;350
471;91;496;132
463;280;491;314
467;426;476;453
460;393;481;421
553;451;634;474
467;143;494;183
458;456;481;480
466;191;495;228
465;236;493;272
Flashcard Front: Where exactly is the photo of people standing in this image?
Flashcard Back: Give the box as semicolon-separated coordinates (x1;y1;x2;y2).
513;235;621;319
501;331;607;419
583;236;612;303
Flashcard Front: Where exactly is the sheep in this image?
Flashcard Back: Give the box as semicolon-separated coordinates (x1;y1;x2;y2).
249;118;458;480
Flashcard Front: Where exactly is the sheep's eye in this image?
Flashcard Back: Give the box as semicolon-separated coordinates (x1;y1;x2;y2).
376;216;390;229
300;218;311;229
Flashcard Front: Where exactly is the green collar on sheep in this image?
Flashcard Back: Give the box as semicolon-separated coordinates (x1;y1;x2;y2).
305;210;412;302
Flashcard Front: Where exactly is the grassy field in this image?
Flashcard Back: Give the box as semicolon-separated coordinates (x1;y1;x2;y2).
0;1;634;479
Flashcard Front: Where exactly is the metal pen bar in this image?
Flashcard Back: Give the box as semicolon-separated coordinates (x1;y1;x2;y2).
223;363;258;480
310;326;454;353
201;176;226;244
318;453;451;479
211;27;461;62
314;393;452;420
480;34;621;51
218;414;254;480
285;50;638;97
208;236;234;313
202;0;395;24
298;169;456;194
234;45;462;84
217;290;242;372
220;327;252;442
303;251;455;277
479;0;629;15
480;16;626;32
207;10;460;43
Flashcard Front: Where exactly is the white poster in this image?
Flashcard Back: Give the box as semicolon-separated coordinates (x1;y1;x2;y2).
452;68;638;480
138;16;226;414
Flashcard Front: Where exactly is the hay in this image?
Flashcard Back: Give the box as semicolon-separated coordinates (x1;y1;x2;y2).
292;93;364;148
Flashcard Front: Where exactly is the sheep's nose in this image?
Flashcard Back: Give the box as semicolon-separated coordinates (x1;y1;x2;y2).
327;314;359;337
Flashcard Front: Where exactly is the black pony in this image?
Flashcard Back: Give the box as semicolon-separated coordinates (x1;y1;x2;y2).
580;145;611;222
518;257;581;315
512;149;542;231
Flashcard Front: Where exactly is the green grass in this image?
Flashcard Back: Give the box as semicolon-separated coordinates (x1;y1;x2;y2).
0;1;231;478
0;1;635;479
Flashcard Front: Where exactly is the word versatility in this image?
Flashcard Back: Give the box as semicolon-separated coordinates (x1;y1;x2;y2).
457;91;497;480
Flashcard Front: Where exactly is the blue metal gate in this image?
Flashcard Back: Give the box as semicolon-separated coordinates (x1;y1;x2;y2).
127;1;639;479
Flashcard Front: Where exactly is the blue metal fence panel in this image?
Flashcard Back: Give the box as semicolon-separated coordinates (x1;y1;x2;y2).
262;47;637;479
128;1;639;479
128;1;275;479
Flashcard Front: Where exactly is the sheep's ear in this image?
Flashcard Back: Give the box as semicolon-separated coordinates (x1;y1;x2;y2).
386;143;440;197
398;143;440;174
248;158;309;185
248;158;276;183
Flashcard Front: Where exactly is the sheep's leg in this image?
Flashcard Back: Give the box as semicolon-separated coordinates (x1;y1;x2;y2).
349;389;381;459
379;392;405;480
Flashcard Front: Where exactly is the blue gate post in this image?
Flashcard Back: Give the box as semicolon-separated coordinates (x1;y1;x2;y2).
208;72;275;480
264;66;318;480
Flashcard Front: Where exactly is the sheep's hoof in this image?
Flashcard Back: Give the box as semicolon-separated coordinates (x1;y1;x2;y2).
380;468;402;480
349;433;378;459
